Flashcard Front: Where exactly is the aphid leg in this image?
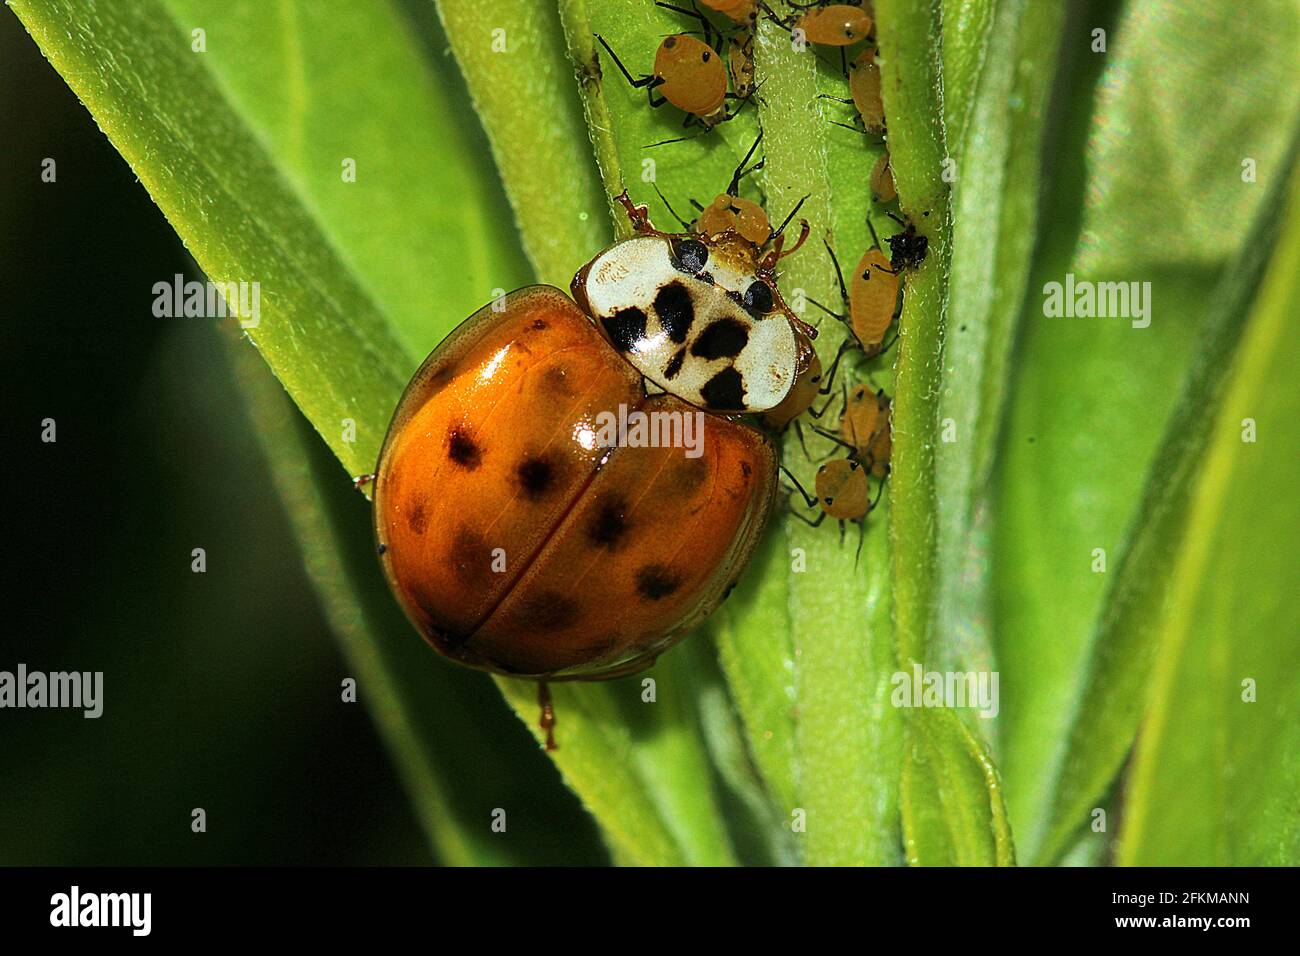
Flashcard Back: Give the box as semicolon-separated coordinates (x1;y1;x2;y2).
727;131;765;196
810;424;862;456
806;295;848;324
538;681;558;752
816;338;856;394
817;93;855;105
780;465;819;508
595;33;665;111
794;419;813;459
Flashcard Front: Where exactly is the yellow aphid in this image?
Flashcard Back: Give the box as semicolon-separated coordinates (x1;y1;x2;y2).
870;151;896;203
848;50;885;133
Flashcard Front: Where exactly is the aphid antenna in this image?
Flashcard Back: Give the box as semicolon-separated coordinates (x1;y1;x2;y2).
654;1;723;50
651;182;696;231
770;193;810;247
823;237;851;305
866;215;883;251
809;424;862;456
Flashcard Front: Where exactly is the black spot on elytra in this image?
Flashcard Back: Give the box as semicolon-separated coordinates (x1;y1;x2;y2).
516;455;556;500
655;281;695;344
664;35;677;49
691;318;750;360
636;564;682;601
450;526;495;588
532;318;548;330
448;428;481;469
664;348;686;380
520;590;581;631
407;498;429;535
543;363;576;396
700;366;746;410
674;457;708;494
603;307;647;352
741;461;752;478
587;495;630;549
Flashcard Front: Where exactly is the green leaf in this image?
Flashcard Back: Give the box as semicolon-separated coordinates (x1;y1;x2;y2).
752;15;903;867
901;708;1015;866
1115;168;1300;865
877;0;1013;865
435;0;609;285
990;0;1300;860
1035;151;1300;865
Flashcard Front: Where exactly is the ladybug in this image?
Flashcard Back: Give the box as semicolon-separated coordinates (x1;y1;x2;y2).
368;192;814;750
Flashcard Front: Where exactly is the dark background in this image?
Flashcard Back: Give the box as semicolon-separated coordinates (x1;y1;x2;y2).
0;10;601;866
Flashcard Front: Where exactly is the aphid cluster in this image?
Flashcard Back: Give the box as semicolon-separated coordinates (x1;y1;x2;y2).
364;0;930;748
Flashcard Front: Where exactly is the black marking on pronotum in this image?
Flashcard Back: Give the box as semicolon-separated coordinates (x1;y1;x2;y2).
700;366;745;409
448;428;482;469
664;348;686;380
669;237;709;274
654;281;695;344
742;280;774;318
691;318;750;360
587;495;631;549
636;564;682;601
516;454;556;500
602;307;647;352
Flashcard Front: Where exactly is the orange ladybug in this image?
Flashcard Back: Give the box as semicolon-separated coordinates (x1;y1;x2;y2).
368;191;816;749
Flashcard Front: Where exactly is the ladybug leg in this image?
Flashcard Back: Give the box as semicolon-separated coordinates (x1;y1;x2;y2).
538;681;558;752
854;518;867;568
